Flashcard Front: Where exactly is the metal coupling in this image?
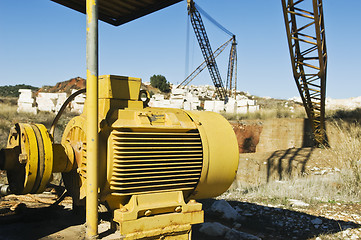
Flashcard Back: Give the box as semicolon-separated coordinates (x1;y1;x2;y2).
0;184;11;197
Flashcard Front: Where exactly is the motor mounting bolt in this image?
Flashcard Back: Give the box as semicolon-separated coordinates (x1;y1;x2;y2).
175;206;182;213
144;210;152;216
18;153;28;164
120;206;128;212
188;199;196;204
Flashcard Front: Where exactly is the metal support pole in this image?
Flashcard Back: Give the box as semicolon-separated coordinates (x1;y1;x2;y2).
86;0;99;238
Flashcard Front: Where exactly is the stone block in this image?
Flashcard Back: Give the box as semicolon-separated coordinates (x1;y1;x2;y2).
204;100;215;111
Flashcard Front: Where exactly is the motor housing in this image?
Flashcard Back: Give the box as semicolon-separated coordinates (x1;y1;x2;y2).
0;75;239;239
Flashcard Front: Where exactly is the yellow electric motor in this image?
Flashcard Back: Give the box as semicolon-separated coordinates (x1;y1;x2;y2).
0;75;239;239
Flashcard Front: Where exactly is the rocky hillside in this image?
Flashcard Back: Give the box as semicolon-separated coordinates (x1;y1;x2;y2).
38;77;86;94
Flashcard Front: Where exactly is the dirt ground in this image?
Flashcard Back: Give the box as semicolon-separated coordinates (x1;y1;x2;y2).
1;190;361;240
1;119;360;239
230;121;263;153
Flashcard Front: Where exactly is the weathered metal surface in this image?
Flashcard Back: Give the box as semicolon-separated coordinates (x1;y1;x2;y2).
0;74;239;239
85;0;99;237
1;123;53;195
281;0;327;146
51;0;182;26
113;191;203;239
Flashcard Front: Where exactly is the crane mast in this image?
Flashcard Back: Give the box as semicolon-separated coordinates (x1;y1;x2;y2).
178;37;234;88
187;0;227;101
226;36;237;98
281;0;327;146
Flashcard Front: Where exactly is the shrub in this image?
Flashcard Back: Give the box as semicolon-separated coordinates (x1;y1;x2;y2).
0;84;38;97
150;74;170;93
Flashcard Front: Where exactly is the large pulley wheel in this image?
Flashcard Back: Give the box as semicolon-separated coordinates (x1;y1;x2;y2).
61;116;87;204
6;123;53;194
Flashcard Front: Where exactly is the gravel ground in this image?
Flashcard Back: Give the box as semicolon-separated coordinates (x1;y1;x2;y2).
1;192;361;240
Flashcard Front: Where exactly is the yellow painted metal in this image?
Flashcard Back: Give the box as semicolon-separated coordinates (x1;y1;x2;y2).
113;191;203;239
35;124;54;193
86;0;99;237
52;143;75;173
185;110;239;199
99;75;141;100
98;75;143;121
60;114;108;203
21;124;39;194
2;123;54;195
86;71;99;238
1;74;239;239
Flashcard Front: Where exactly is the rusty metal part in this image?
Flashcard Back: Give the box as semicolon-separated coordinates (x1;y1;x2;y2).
281;0;327;146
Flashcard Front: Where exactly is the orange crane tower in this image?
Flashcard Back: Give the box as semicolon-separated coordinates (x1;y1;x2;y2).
282;0;327;146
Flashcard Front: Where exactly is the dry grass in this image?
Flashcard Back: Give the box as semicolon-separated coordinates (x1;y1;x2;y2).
326;120;361;199
221;173;358;207
220;120;361;206
0;102;77;148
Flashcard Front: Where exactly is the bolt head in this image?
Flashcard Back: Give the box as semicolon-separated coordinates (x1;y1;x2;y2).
18;153;28;164
120;206;128;212
144;210;152;216
175;206;182;213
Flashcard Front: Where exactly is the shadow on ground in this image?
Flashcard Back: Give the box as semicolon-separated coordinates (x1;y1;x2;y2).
193;199;360;240
0;199;359;240
0;205;112;240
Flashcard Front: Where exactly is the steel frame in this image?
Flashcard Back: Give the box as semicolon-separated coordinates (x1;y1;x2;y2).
226;36;237;98
188;1;227;100
178;37;233;88
281;0;327;145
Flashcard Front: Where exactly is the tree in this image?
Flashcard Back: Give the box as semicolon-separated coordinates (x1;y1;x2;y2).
150;74;170;93
0;84;39;97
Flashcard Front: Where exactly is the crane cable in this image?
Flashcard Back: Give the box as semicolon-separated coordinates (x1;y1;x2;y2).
194;3;234;37
185;14;190;79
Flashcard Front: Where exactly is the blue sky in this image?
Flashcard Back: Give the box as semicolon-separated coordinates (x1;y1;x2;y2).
0;0;360;99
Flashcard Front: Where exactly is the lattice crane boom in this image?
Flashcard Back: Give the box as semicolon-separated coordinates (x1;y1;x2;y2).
178;37;234;88
226;36;237;97
187;0;227;101
281;0;327;145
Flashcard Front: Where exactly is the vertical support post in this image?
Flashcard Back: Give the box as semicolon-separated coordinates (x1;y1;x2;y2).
86;0;99;238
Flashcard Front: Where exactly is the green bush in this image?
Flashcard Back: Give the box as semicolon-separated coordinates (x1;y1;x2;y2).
150;74;170;93
0;84;39;97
